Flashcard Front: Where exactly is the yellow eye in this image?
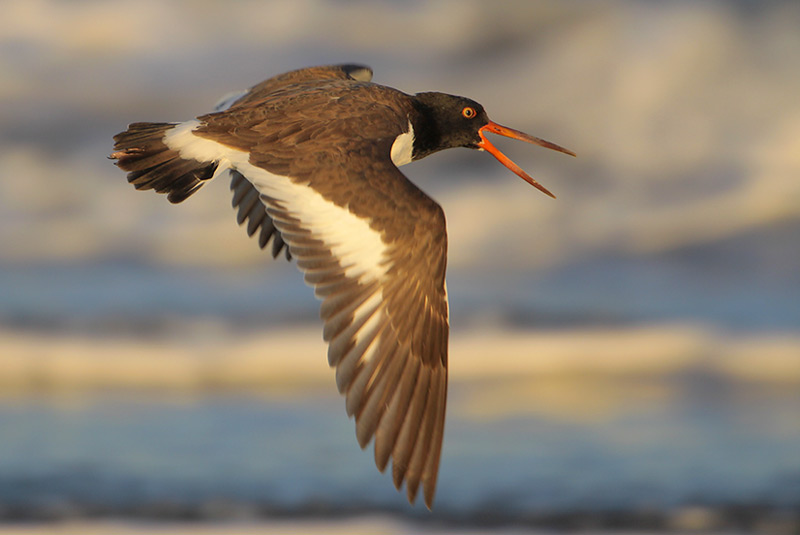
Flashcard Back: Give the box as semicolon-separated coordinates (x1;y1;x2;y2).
462;106;476;119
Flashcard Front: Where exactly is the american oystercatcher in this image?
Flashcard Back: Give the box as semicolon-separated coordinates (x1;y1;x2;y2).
111;64;574;508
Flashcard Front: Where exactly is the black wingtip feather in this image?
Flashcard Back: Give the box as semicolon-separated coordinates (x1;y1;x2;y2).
228;170;291;260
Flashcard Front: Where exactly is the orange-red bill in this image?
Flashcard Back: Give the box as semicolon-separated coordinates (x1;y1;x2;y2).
477;121;575;199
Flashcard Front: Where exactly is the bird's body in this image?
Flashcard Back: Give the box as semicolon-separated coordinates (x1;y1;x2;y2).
111;64;573;508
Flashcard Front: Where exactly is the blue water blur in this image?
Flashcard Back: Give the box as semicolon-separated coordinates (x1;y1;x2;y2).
2;253;798;333
1;378;798;519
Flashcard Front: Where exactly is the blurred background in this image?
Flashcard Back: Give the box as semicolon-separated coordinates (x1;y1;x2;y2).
1;0;799;533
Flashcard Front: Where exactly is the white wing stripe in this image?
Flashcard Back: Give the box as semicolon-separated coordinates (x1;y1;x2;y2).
164;122;391;285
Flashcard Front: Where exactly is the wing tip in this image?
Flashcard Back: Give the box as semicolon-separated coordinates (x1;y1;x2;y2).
340;64;373;82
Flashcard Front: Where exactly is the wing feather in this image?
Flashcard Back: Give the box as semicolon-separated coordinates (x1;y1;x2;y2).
229;170;289;258
392;366;431;490
374;350;419;470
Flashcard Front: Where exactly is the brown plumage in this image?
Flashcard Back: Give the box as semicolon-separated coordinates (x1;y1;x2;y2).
111;63;573;509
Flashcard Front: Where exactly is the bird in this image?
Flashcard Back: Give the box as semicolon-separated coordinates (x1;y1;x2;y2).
110;63;574;509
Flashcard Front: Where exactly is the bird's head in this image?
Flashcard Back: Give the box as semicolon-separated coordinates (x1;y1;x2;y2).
412;92;575;198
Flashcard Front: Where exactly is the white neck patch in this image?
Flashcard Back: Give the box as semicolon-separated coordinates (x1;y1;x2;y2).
390;121;415;167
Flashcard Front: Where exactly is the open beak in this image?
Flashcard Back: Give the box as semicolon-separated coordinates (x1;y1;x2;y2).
477;121;575;199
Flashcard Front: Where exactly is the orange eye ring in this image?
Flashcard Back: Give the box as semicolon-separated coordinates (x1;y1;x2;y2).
462;106;476;119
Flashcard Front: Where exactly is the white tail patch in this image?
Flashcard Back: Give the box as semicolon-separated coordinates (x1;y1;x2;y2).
164;120;232;163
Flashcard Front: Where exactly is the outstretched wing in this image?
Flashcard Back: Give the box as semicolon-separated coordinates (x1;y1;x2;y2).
114;66;449;506
185;80;450;507
247;155;449;508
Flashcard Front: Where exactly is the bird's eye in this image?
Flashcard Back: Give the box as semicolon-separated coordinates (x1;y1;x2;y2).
462;106;476;119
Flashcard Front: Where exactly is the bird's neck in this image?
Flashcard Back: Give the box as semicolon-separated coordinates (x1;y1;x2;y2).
407;99;444;162
390;120;416;167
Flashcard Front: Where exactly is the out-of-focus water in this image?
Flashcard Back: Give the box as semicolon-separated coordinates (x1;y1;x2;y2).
1;380;798;522
1;252;798;333
1;0;800;529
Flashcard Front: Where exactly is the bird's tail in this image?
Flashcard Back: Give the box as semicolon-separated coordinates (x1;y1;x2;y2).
111;122;219;204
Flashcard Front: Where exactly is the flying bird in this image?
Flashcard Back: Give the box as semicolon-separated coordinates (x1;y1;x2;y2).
111;63;574;508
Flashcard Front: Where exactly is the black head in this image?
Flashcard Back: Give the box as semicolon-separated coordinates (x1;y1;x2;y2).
410;91;575;198
411;92;488;154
